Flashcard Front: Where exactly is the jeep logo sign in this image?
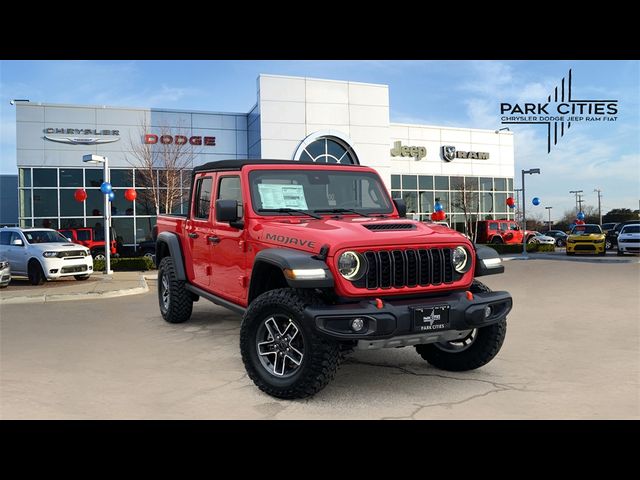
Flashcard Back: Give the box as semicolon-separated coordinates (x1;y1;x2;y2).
144;134;216;146
390;141;427;160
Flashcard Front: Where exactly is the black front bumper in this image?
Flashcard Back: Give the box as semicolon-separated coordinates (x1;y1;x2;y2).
303;289;512;344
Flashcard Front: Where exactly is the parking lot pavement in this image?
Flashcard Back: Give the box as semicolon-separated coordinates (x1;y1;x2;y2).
0;272;148;304
1;260;638;419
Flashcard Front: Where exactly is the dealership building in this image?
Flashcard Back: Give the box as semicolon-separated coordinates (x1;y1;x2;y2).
12;74;515;249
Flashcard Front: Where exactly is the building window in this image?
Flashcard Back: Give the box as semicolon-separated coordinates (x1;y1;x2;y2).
85;169;104;187
19;168;31;187
33;189;58;217
298;137;358;164
59;169;83;187
60;189;84;216
33;168;57;187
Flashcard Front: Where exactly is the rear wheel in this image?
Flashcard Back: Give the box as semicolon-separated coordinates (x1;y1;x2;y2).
240;288;341;399
28;260;45;286
157;256;193;324
605;239;612;250
92;250;106;261
556;238;566;247
490;236;502;244
415;281;506;372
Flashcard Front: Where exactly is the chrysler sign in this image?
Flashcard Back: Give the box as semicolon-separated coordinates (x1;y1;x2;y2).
44;128;120;145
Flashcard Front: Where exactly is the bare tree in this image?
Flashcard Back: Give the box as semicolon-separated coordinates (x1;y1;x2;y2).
126;117;198;216
451;184;480;242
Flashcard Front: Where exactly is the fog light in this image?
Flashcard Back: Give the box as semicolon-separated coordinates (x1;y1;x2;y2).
351;318;365;332
484;306;492;319
49;269;58;274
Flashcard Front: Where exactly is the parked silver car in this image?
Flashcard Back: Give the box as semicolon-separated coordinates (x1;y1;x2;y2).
530;231;557;245
0;257;10;288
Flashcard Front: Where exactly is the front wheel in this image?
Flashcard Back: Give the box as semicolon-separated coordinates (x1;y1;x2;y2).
157;256;193;324
240;288;341;399
28;260;45;286
415;280;506;371
92;250;106;261
605;239;612;250
617;250;624;256
74;274;90;281
556;239;566;247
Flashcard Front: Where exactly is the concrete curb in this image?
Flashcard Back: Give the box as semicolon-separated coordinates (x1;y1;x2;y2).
0;274;149;305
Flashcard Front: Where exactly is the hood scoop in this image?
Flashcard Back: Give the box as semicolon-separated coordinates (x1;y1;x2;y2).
363;223;416;231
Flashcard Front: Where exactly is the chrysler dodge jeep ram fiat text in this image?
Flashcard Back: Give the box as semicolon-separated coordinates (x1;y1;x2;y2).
156;160;512;399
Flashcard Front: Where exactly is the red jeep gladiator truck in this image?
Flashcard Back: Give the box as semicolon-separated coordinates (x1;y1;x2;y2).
156;160;512;399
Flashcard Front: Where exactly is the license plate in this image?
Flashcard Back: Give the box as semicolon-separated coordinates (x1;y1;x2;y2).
412;305;450;332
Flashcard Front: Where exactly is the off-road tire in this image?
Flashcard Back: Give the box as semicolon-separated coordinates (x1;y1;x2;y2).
617;250;624;256
490;236;503;244
92;250;106;261
157;256;193;324
415;280;507;371
28;260;45;285
240;288;341;399
74;274;90;281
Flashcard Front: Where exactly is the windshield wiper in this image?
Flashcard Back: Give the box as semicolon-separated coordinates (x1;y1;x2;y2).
258;208;322;219
313;208;372;218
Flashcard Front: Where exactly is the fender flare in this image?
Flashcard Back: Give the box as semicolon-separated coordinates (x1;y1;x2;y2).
156;231;187;281
474;244;505;276
251;248;334;290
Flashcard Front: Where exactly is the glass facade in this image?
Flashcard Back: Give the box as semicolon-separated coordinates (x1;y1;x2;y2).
18;167;192;246
391;174;514;233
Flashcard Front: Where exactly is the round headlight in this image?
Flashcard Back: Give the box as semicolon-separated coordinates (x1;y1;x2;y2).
452;246;470;273
338;251;366;280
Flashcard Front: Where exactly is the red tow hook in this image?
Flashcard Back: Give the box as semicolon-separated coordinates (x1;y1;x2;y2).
466;291;474;301
375;298;384;309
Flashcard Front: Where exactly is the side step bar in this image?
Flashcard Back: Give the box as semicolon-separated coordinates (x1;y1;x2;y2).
185;284;246;315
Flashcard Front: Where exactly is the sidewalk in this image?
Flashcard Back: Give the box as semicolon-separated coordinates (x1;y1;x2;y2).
0;271;150;305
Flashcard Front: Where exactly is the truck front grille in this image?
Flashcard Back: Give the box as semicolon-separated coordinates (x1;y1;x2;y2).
353;248;453;289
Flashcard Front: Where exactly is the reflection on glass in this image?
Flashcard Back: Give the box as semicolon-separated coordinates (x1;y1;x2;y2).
60;169;83;187
33;168;57;187
391;175;400;189
33;189;58;216
60;189;84;216
401;175;417;190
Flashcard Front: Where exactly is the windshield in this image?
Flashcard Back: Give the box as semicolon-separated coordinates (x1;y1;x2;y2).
571;225;602;235
249;169;393;215
24;230;71;244
621;225;640;234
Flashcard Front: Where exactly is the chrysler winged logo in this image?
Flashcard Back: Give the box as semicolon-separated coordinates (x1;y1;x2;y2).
43;128;121;145
442;145;456;162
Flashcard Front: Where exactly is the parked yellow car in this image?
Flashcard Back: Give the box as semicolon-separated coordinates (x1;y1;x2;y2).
566;224;606;256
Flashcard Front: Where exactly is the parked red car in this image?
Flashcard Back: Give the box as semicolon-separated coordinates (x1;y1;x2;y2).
58;227;117;260
475;220;535;245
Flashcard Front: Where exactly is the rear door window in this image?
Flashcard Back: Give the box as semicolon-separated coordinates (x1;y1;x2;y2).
77;230;91;241
500;222;508;231
194;176;213;220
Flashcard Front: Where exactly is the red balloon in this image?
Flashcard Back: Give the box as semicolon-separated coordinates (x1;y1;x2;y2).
575;219;585;225
431;212;438;221
124;188;137;201
74;188;87;202
436;210;446;221
506;197;515;206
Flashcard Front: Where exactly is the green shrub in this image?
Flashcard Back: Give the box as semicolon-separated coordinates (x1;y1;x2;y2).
480;243;556;254
93;256;155;272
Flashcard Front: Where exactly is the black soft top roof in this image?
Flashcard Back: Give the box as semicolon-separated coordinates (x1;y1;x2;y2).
192;159;364;174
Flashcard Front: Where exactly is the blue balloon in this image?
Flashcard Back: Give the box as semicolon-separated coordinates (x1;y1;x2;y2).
434;202;443;212
532;197;540;206
100;182;113;194
577;211;585;220
108;191;115;202
508;203;515;209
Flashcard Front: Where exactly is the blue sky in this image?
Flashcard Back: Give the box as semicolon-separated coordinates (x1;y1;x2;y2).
1;60;638;220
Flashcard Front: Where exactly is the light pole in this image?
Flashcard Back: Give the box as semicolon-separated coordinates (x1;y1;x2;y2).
522;168;541;256
514;188;523;223
569;190;583;216
594;188;602;225
545;206;552;231
82;154;113;275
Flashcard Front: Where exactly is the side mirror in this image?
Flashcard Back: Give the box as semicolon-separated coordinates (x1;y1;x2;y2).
11;238;24;246
393;198;407;218
216;199;243;228
66;237;73;242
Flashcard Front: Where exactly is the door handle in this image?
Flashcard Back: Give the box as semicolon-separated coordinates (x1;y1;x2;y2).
207;236;220;244
188;232;199;239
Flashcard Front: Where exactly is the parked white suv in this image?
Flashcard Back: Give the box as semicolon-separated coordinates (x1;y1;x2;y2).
0;228;94;285
617;224;640;256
